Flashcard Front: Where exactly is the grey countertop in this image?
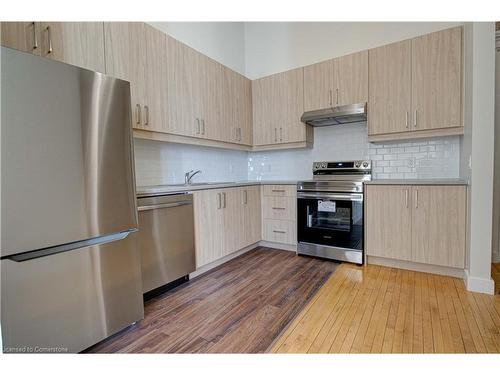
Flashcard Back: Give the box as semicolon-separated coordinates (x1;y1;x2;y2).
365;178;469;186
137;180;298;197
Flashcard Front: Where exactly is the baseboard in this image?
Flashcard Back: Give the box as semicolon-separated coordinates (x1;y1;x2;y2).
259;240;297;252
189;242;260;279
464;269;495;295
367;256;465;278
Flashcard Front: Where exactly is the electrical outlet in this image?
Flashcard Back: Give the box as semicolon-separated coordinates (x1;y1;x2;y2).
407;157;415;168
468;155;472;169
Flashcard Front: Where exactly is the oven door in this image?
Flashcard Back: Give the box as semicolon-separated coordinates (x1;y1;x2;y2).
297;192;364;251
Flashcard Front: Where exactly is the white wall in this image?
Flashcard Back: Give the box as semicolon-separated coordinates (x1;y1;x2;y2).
244;22;461;79
466;22;496;294
492;31;500;263
148;22;246;75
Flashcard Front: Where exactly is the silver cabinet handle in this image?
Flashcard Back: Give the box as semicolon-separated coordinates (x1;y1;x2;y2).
202;119;205;135
137;201;192;211
222;192;226;208
135;104;141;125
272;189;285;193
217;193;221;209
32;22;38;50
336;88;339;105
244;190;248;204
239;128;242;141
405;189;408;208
415;189;418;209
144;105;149;126
272;207;286;210
279;127;283;142
273;230;286;234
274;128;277;142
329;89;332;107
46;25;53;54
414;109;417;128
196;118;200;134
405;111;409;128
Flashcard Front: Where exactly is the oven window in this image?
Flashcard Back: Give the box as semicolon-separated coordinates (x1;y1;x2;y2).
297;196;363;251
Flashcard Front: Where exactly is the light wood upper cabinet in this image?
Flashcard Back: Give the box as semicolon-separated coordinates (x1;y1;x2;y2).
143;24;167;133
365;185;412;261
303;59;335;111
40;22;105;73
165;35;200;137
411;27;462;131
1;22;41;55
336;50;368;106
368;40;412;136
104;22;147;130
411;185;466;268
366;184;466;269
221;66;253;145
252;67;306;146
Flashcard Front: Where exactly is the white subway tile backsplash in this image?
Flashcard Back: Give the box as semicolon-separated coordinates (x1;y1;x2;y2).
134;123;460;186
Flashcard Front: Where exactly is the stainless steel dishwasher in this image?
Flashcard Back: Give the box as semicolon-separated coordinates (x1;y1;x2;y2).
137;192;195;294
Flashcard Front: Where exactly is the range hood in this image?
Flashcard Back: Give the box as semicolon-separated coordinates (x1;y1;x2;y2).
301;102;367;127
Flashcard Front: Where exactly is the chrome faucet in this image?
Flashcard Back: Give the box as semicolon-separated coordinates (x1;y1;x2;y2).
185;170;202;185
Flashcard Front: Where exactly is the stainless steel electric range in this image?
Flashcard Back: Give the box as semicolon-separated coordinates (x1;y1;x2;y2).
297;160;372;265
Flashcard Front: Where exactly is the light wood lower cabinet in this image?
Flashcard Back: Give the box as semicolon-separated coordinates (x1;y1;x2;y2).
194;186;261;268
261;185;297;245
366;184;466;269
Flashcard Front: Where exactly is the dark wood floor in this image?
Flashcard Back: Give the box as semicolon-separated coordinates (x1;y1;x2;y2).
493;263;500;295
88;247;337;353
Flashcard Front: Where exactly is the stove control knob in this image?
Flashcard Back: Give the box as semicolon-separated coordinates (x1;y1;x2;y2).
354;161;361;168
362;161;369;168
321;162;327;169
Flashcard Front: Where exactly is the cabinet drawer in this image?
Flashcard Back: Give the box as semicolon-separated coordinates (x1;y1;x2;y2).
262;196;296;220
263;219;296;245
262;185;296;197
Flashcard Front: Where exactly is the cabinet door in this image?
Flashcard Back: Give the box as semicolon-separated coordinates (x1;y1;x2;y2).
365;185;412;261
411;27;462;131
104;22;147;130
40;22;105;73
198;55;223;141
303;59;335;111
336;50;368;106
221;67;252;145
143;24;167;133
253;68;305;146
411;186;466;268
194;189;225;268
252;76;276;145
165;35;200;137
368;40;411;136
1;22;41;55
241;186;262;247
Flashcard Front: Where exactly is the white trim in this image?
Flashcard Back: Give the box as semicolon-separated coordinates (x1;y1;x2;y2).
367;256;465;278
465;269;495;294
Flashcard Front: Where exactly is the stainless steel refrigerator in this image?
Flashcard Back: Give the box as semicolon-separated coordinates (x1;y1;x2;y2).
0;47;144;353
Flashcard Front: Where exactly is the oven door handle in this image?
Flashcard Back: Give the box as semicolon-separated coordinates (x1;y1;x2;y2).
297;192;363;201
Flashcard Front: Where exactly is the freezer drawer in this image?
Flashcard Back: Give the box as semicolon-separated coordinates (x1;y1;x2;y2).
137;193;195;293
1;233;143;353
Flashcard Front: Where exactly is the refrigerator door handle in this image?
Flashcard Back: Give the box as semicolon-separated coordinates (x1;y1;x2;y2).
2;229;137;262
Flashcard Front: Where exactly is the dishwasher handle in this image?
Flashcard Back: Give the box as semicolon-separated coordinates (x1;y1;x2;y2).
137;200;192;211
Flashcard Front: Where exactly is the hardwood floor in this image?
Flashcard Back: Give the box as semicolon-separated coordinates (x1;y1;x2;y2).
271;263;500;353
493;263;500;295
88;247;337;353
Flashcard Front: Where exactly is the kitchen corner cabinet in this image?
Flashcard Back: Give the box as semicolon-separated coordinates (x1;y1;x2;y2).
194;186;261;269
368;26;463;142
365;184;466;269
303;50;368;112
252;67;311;147
1;22;105;73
